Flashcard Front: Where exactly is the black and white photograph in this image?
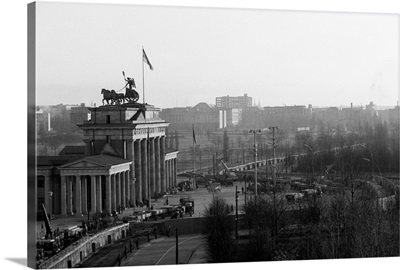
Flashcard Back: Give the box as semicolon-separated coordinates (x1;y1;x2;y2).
2;0;400;270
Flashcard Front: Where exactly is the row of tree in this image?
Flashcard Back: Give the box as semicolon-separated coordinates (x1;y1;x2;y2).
202;118;399;262
294;120;399;175
203;184;399;262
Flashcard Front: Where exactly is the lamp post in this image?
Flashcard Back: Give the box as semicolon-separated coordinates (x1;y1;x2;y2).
244;180;247;208
304;144;315;176
268;126;279;186
235;186;239;239
249;129;261;200
48;191;53;223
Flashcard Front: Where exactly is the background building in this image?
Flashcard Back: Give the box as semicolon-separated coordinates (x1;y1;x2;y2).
215;93;252;109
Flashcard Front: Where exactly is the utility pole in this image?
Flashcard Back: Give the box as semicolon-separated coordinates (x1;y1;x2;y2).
244;181;247;208
175;228;179;264
235;186;239;239
264;144;268;181
304;144;315;175
269;126;278;186
249;129;261;200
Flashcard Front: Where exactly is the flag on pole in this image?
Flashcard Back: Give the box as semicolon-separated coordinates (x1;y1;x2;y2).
142;49;153;70
147;126;150;208
192;125;196;144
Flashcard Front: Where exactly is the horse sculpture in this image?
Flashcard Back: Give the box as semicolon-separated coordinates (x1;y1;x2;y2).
116;93;126;104
102;88;130;106
101;88;113;105
110;90;121;105
101;72;140;106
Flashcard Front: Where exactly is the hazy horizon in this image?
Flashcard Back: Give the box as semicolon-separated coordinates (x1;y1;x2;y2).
36;3;399;109
36;101;397;110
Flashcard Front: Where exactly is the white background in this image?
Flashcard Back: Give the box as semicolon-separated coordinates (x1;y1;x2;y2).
0;1;399;270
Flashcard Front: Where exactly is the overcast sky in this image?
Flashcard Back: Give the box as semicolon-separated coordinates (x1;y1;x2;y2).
35;2;399;108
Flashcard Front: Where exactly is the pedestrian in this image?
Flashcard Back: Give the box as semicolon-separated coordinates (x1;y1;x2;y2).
129;240;133;253
154;226;158;239
116;254;121;266
166;225;170;238
135;238;140;249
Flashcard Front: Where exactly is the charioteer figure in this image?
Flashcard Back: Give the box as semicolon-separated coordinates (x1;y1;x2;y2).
122;71;139;103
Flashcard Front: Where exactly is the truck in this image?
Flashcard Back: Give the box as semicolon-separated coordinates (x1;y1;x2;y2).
180;196;194;216
216;158;238;185
36;204;61;263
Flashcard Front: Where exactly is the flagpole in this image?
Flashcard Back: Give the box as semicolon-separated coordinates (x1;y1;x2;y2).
142;46;145;104
147;127;151;210
193;125;196;189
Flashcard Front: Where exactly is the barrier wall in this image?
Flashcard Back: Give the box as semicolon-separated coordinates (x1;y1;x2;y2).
162;215;245;236
39;224;129;269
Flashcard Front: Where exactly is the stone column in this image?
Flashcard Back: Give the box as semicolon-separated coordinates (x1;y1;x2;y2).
121;172;126;208
160;136;166;193
155;137;161;193
90;175;97;213
141;139;148;202
105;175;112;214
126;140;135;206
111;174;116;212
170;160;174;188
116;173;121;209
134;140;142;203
96;175;102;212
81;176;88;214
149;138;155;197
67;176;73;215
75;176;82;215
60;175;67;215
165;160;169;191
169;160;173;189
125;171;130;207
173;159;176;186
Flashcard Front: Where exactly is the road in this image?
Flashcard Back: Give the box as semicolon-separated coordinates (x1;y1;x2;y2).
165;182;248;216
122;234;205;266
75;183;249;268
78;234;207;267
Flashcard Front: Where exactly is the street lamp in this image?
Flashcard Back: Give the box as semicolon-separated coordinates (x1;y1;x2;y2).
235;186;239;239
304;144;315;175
268;126;279;186
48;191;53;222
249;129;261;200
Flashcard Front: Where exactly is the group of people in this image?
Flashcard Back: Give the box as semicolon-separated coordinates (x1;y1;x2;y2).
116;237;141;266
115;225;172;266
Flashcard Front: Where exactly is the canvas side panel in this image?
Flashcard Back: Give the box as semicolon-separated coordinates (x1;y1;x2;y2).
27;2;37;269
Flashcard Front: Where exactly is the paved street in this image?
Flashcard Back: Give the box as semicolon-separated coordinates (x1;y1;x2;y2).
165;182;248;216
38;183;250;267
77;234;207;267
122;234;206;266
